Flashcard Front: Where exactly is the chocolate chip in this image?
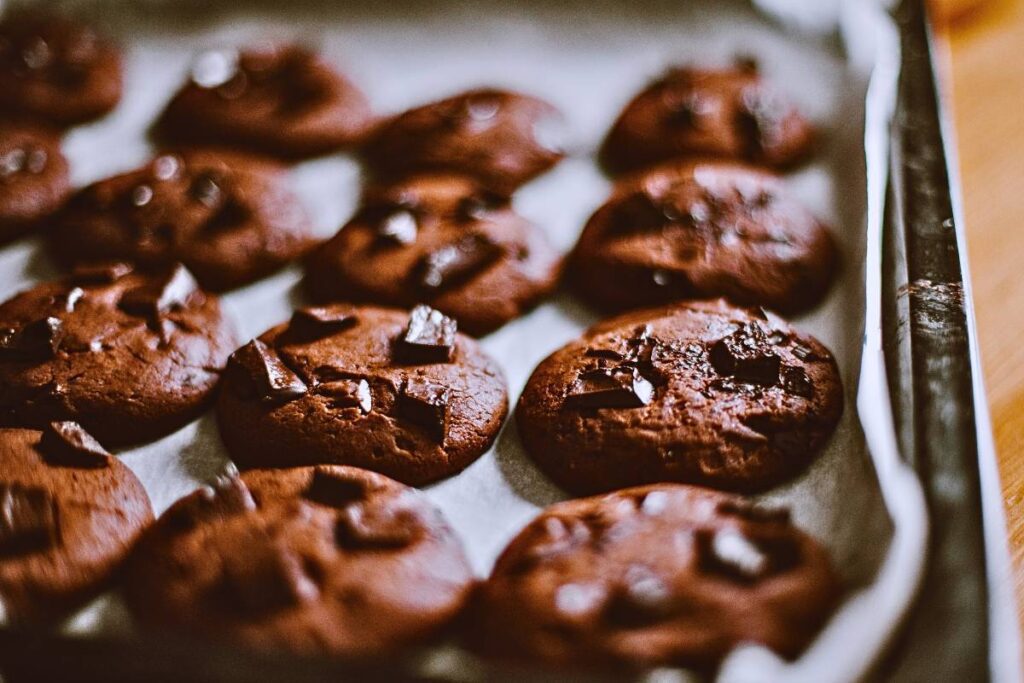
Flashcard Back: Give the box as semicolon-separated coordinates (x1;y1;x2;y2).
780;365;814;398
791;343;817;361
737;86;785;156
716;499;790;524
564;366;655;410
584;348;625;362
376;209;418;246
227;339;307;404
286;306;357;343
63;287;84;313
304;469;367;508
394;305;457;365
335;499;421;550
222;538;319;614
0;316;64;359
189;171;223;209
317;378;372;413
119;264;200;322
397;378;451;443
39;421;110;469
697;527;770;582
605;565;675;626
69;262;133;285
455;191;506;223
413;233;503;292
709;323;781;385
0;483;59;555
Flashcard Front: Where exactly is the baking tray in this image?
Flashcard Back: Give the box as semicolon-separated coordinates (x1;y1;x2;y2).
0;0;1015;680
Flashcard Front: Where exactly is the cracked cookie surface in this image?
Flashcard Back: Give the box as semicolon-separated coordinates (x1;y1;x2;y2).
471;483;841;671
0;423;153;624
123;465;472;657
0;264;237;446
304;174;561;336
48;149;317;292
568;160;836;315
515;299;843;494
216;304;508;485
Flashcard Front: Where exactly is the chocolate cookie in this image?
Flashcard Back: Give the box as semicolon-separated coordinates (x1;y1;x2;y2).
156;45;374;159
0;264;237;447
361;88;566;194
48;150;317;292
304;175;561;336
516;300;843;494
600;60;814;174
0;11;122;126
0;422;153;625
123;466;473;657
470;484;841;671
0;119;69;243
568;161;837;314
216;305;508;486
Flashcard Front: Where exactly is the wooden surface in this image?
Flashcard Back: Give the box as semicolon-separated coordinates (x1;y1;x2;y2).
938;0;1024;627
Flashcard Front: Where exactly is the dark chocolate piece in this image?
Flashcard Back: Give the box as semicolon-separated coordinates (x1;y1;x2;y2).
286;306;357;343
118;264;200;320
0;483;59;554
39;421;110;468
413;233;503;291
455;191;506;223
227;339;307;404
376;208;418;246
317;378;372;413
0;316;64;359
395;305;457;365
304;469;367;508
69;262;134;285
696;527;770;582
564;367;654;410
780;365;814;398
335;502;419;550
709;323;781;385
397;378;451;443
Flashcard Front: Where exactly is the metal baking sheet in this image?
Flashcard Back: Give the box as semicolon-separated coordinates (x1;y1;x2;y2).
0;0;979;680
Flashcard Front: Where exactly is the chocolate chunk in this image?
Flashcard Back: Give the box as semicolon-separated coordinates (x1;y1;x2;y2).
564;367;654;410
709;323;781;385
335;500;420;550
39;421;110;468
398;378;451;443
697;527;770;582
395;305;457;364
780;365;814;398
455;191;506;223
304;469;367;508
286;306;357;343
716;499;790;524
376;208;418;246
0;483;59;554
222;538;318;614
413;233;503;291
227;339;307;404
317;378;372;413
791;343;817;361
0;316;64;359
69;262;134;285
605;565;675;625
584;348;625;362
737;87;784;156
119;265;200;320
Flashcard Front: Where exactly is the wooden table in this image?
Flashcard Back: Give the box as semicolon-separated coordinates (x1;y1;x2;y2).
938;0;1024;627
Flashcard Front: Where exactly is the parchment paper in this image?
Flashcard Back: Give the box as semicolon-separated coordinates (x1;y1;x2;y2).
0;1;930;681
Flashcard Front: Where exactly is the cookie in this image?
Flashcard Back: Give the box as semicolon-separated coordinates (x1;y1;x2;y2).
0;264;237;447
304;175;562;336
123;466;473;657
361;88;566;194
0;119;70;243
0;422;153;625
216;304;508;486
48;149;317;292
600;60;814;174
515;300;843;495
156;44;374;159
470;484;841;671
567;161;837;314
0;11;122;126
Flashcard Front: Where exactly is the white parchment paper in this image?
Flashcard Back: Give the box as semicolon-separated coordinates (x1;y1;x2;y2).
0;1;932;680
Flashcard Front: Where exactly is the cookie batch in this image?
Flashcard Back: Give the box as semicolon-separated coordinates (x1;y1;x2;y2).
0;9;850;677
